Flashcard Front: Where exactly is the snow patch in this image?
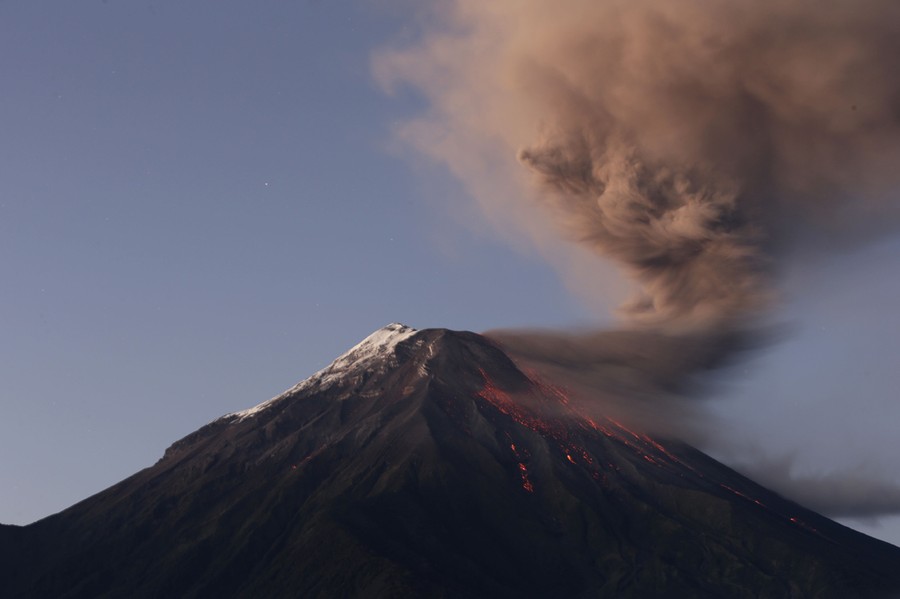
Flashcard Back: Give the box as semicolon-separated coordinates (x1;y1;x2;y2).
223;323;418;422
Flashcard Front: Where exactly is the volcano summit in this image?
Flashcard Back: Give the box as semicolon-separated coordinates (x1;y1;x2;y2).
2;324;899;598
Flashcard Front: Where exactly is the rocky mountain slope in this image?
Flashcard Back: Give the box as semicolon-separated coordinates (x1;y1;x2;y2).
3;324;899;598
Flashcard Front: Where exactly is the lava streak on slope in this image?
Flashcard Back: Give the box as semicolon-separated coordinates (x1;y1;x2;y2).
474;367;796;517
473;366;833;543
508;442;534;492
474;368;553;436
475;367;682;476
475;368;645;492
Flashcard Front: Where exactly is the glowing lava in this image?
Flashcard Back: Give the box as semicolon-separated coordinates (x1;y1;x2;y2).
518;462;534;493
474;366;823;538
509;441;535;493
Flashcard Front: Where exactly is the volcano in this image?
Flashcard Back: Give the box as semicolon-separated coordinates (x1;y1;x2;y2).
3;324;900;598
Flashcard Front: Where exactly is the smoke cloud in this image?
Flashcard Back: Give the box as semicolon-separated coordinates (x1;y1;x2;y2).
377;1;900;516
377;0;900;327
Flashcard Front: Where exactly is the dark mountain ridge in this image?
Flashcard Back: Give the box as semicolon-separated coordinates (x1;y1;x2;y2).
3;324;900;598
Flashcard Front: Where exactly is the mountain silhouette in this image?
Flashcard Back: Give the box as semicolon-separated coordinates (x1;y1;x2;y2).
3;324;899;598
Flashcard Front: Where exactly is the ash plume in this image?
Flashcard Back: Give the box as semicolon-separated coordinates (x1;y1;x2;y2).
377;0;900;328
376;0;900;515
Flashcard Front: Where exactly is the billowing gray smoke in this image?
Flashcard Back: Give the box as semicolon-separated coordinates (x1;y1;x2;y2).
376;0;900;516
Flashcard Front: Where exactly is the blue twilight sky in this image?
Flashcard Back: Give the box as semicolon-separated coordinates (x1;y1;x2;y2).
2;1;899;547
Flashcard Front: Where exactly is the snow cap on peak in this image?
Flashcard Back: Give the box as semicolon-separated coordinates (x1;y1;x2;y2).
339;322;418;363
371;322;417;341
224;323;418;422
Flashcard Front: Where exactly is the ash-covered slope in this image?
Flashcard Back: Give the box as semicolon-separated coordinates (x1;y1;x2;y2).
3;324;900;598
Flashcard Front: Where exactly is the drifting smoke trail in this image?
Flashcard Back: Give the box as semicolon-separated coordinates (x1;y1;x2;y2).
483;326;766;442
730;456;900;519
376;1;900;515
